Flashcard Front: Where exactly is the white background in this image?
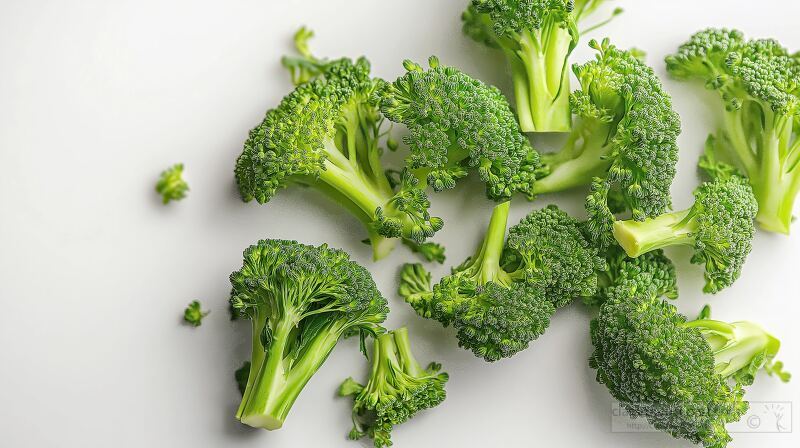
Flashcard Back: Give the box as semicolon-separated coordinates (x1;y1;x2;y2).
2;1;799;447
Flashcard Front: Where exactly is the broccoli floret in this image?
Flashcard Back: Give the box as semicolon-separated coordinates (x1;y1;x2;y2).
399;202;603;361
402;240;446;264
230;239;388;430
379;57;540;201
235;361;251;396
235;35;442;261
462;0;622;132
183;300;209;327
587;247;677;306
613;175;757;293
667;29;800;234
156;163;188;204
590;276;789;448
339;328;448;448
532;39;681;247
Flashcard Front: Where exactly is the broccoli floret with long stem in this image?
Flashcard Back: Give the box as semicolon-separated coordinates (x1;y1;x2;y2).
532;39;681;247
400;202;603;361
235;41;443;261
667;29;800;234
156;163;188;204
590;276;790;448
462;0;622;132
379;57;540;202
230;240;388;430
339;328;448;448
183;300;209;327
613;175;757;293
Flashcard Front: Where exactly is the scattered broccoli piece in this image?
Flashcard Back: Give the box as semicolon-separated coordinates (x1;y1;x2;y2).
587;247;677;306
339;328;448;448
235;362;251;396
590;275;790;448
183;300;209;327
532;39;680;247
156;163;189;204
379;56;540;201
667;29;800;234
403;240;446;264
462;0;622;132
230;239;388;430
235;35;442;260
399;202;603;361
281;26;328;85
613;175;757;293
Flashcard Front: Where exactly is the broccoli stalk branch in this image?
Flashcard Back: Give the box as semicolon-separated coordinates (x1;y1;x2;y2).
468;201;513;286
612;209;694;258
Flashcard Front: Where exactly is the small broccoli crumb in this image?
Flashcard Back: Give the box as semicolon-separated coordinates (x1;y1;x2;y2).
156;163;189;204
183;300;209;327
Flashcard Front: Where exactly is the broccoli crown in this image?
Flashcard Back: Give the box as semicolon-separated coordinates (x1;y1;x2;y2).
339;328;448;448
503;204;606;307
471;0;575;39
183;300;209;327
588;247;677;306
230;240;388;429
379;57;540;200
155;163;189;204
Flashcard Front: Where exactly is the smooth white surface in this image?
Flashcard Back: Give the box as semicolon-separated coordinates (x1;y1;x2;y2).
1;1;799;447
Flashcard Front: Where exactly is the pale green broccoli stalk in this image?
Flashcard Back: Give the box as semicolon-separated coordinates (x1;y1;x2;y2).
156;163;188;204
613;175;757;293
339;328;448;448
235;47;443;261
399;202;604;361
183;300;209;327
379;57;540;202
230;240;388;430
462;0;621;132
590;275;790;448
667;29;800;234
532;39;680;248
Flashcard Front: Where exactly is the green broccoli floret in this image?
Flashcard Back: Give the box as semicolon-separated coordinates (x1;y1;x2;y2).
613;175;757;293
462;0;622;132
532;39;681;247
183;300;209;327
156;163;189;204
235;38;442;261
379;57;540;202
339;327;448;448
230;239;388;430
235;361;251;396
399;202;603;361
587;247;677;306
402;240;446;264
590;275;790;448
666;29;800;234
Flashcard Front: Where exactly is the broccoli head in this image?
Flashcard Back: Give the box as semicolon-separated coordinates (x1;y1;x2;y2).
379;57;540;201
666;29;800;234
156;163;188;204
339;328;448;448
590;276;789;448
613;175;757;293
235;33;442;261
399;202;603;361
532;39;681;247
587;247;677;307
462;0;622;132
230;239;388;430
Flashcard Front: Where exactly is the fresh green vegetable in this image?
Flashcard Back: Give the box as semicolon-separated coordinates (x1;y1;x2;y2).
379;56;540;202
666;29;800;234
230;239;388;430
399;202;604;361
339;327;448;448
156;163;189;204
613;175;757;293
531;39;681;248
183;300;209;327
462;0;622;132
587;247;677;307
590;274;790;448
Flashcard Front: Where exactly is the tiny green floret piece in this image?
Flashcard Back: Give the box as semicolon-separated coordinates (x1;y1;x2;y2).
156;163;188;204
379;56;540;202
667;29;800;234
588;247;677;307
230;239;388;430
613;175;757;293
339;328;448;448
183;300;209;327
591;276;789;448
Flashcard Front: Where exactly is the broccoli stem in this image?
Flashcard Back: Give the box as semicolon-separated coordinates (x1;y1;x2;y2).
533;120;612;194
683;320;781;379
392;327;424;376
236;310;269;420
238;318;342;430
612;209;694;258
472;201;513;285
